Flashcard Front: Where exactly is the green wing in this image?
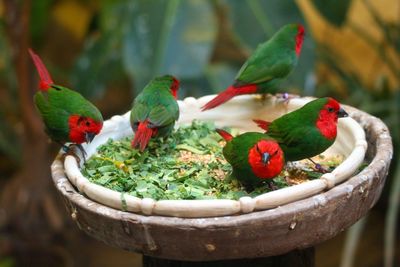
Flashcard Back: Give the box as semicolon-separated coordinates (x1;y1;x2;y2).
235;24;299;84
269;121;331;161
130;101;149;123
236;46;297;84
130;84;179;131
237;54;296;84
148;105;179;127
267;109;310;145
269;121;312;147
267;99;333;161
34;86;103;143
34;91;70;142
49;85;103;122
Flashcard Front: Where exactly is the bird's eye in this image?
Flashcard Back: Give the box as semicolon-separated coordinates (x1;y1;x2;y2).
86;121;91;126
327;107;335;112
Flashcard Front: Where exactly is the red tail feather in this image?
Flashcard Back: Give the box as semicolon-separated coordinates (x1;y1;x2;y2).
253;119;271;132
132;121;154;151
201;84;257;111
216;128;233;142
28;48;54;91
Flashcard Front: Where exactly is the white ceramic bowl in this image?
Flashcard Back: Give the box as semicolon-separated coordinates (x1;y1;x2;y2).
62;95;367;217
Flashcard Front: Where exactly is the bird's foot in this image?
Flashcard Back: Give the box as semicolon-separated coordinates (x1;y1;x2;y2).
75;144;87;163
62;144;87;165
62;145;69;153
276;93;299;104
314;163;328;173
308;158;328;173
243;183;255;193
267;180;278;191
259;93;276;103
260;93;268;101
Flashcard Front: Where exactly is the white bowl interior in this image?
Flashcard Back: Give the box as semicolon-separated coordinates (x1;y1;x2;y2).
63;95;366;217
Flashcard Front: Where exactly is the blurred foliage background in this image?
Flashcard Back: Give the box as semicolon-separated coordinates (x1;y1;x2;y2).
0;0;399;266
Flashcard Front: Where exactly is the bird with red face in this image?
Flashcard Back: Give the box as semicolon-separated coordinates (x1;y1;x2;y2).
216;129;285;188
254;97;348;170
130;75;180;151
29;49;103;155
202;23;305;111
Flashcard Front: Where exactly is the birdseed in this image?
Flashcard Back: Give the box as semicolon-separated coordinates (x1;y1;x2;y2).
82;121;345;200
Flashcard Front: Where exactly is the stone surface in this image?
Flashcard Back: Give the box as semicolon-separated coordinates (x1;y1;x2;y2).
51;106;392;261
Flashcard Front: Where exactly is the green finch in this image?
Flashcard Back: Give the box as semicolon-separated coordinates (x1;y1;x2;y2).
130;75;180;151
254;97;348;170
202;23;305;111
216;129;285;188
29;49;103;155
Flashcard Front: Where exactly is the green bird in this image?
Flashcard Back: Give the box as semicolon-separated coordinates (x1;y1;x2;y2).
254;97;348;166
130;75;180;151
29;49;103;154
216;129;285;187
202;23;305;111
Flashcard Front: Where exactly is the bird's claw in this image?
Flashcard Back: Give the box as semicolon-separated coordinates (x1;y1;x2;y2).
314;163;328;173
62;144;87;165
267;180;278;191
276;93;299;104
308;158;328;173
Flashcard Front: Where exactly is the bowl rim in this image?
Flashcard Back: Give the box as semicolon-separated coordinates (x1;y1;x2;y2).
62;95;367;217
51;98;393;260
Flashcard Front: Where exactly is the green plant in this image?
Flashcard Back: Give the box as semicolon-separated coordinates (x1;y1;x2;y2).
310;1;400;266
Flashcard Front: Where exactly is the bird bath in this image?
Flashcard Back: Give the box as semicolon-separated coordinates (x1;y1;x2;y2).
51;95;392;265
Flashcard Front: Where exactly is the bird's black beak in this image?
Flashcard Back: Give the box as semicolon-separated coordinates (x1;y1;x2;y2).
262;152;270;166
338;107;348;118
85;132;96;143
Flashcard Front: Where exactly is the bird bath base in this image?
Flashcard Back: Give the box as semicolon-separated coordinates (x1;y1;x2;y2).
51;96;392;264
142;247;314;267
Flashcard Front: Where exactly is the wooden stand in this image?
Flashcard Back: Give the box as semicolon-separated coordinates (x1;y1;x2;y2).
142;247;314;267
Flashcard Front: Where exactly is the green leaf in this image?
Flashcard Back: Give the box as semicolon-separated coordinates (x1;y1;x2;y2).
176;144;205;154
311;0;352;27
71;32;123;99
204;63;239;94
96;174;113;185
30;0;53;46
384;159;400;267
135;180;148;192
0;112;20;163
71;1;129;99
0;257;15;267
121;0;217;91
0;28;19;161
83;121;342;201
340;216;368;267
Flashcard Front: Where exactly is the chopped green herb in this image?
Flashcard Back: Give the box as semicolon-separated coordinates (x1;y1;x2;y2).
82;121;344;200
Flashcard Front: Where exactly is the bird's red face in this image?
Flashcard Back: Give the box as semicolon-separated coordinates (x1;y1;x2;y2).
68;115;103;144
316;98;348;140
170;76;180;99
295;24;305;57
248;140;284;179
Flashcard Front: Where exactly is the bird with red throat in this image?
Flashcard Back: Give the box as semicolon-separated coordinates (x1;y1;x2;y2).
216;129;285;189
29;49;103;157
254;97;348;171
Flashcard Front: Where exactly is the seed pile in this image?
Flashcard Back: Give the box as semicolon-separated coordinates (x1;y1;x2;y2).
82;121;341;200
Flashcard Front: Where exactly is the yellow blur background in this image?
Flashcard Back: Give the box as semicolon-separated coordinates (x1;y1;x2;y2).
0;0;399;266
